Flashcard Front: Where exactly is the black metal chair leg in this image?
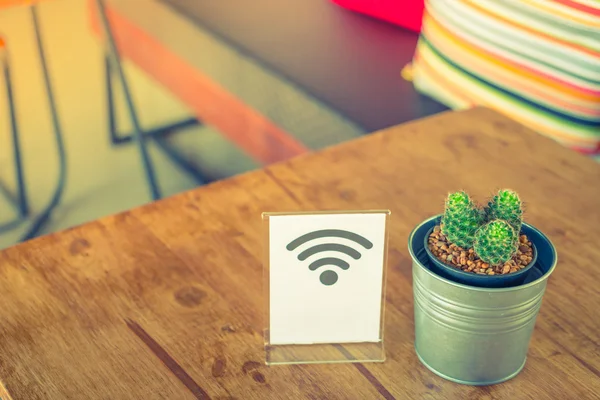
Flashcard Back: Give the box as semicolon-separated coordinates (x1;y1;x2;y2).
96;0;161;200
4;55;28;217
105;55;201;146
152;135;207;185
104;54;207;186
99;4;208;187
19;4;68;241
105;54;120;146
0;38;31;234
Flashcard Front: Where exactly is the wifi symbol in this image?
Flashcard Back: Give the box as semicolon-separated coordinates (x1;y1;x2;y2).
286;229;373;286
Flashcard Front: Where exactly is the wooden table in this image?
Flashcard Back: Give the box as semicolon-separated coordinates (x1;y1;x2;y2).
1;108;599;399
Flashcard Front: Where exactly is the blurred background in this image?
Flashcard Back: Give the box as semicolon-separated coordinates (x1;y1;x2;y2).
1;0;596;250
0;0;437;250
0;0;261;249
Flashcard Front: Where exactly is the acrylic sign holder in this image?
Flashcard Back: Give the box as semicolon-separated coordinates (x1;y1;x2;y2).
262;210;390;365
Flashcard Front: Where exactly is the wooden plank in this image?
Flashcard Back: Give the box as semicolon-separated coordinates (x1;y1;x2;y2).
0;107;599;399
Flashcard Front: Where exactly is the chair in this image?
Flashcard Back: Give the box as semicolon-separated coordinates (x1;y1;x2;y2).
94;0;206;201
0;0;67;242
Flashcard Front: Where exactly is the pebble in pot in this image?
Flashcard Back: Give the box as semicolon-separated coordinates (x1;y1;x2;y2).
425;189;536;288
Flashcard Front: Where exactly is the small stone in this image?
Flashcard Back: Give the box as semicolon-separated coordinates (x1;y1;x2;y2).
519;255;528;261
476;260;482;268
520;235;528;243
486;268;493;273
468;248;474;253
446;255;453;262
467;264;475;272
502;265;510;274
433;226;441;232
488;270;495;275
441;244;449;251
481;263;489;269
460;257;467;265
467;260;474;267
510;267;518;273
452;251;459;257
480;268;487;273
519;245;529;253
436;241;444;248
460;251;466;258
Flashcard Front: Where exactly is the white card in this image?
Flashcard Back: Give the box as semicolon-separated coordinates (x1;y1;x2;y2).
268;212;388;345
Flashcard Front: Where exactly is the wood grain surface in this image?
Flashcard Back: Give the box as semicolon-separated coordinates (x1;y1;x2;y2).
0;107;599;399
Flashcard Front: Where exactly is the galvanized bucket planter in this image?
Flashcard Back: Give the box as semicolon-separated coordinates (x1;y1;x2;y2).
408;214;557;385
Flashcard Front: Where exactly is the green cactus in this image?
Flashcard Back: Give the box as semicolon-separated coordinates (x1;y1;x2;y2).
441;191;485;249
485;189;523;233
474;220;519;266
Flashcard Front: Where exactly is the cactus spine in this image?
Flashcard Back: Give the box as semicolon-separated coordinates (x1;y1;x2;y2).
485;189;523;233
474;220;519;266
441;191;485;249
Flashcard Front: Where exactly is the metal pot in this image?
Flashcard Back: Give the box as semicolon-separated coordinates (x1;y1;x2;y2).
408;214;557;385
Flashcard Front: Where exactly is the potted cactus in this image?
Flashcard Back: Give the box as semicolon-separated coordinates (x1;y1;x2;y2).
407;189;557;385
424;189;536;287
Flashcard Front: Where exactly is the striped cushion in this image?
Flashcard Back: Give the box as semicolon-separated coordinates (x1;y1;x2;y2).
410;0;600;157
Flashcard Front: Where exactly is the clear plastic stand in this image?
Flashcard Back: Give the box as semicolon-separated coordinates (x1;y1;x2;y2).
262;210;390;365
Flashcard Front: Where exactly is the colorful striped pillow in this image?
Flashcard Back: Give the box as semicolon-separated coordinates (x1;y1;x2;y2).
409;0;600;158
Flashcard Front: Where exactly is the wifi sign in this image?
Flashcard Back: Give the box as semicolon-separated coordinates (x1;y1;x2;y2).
286;229;374;286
